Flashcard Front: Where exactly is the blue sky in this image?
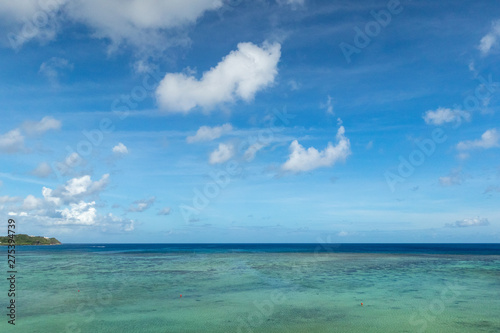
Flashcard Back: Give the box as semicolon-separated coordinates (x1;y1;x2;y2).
0;0;499;243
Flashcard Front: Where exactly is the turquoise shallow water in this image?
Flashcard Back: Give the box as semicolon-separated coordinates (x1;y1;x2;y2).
1;244;500;332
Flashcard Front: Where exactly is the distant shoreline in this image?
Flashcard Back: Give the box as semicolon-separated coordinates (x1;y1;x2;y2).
0;234;61;246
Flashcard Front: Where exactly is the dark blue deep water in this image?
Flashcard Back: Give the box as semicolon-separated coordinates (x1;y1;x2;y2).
20;242;500;255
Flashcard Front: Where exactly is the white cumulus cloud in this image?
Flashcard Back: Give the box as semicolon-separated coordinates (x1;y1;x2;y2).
423;107;470;126
186;123;233;143
282;126;351;173
58;201;97;226
456;129;500;151
64;0;223;53
209;143;234;164
112;142;129;154
156;42;281;113
42;174;110;204
1;0;223;51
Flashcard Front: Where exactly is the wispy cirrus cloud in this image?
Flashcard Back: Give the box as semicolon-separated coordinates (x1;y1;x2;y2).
0;129;24;153
22;116;61;136
445;217;490;228
39;57;73;84
158;207;171;216
128;197;156;212
186;123;233;143
439;168;465;187
479;19;500;55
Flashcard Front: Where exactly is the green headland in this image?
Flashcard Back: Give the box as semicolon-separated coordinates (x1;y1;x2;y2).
0;234;61;245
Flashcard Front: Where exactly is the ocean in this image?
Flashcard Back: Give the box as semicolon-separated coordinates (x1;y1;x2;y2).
2;243;499;332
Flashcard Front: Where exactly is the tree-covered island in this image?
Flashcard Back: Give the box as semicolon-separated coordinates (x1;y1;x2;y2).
0;234;61;245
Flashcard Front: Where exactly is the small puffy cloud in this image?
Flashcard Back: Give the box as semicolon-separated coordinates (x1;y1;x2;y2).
122;219;134;231
50;152;84;177
277;0;305;7
0;129;24;153
158;207;171;216
128;197;155;212
156;42;281;113
479;20;500;55
186;123;233;143
468;61;476;73
321;95;334;115
282;126;351;173
439;168;464;187
423;108;470;126
22;195;44;210
8;212;28;217
456;129;500;151
445;217;490;228
112;142;129;154
57;201;97;226
209;143;234;164
31;162;53;178
101;213;135;232
288;80;300;91
243;142;266;161
65;152;82;167
39;57;73;83
22;116;62;136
